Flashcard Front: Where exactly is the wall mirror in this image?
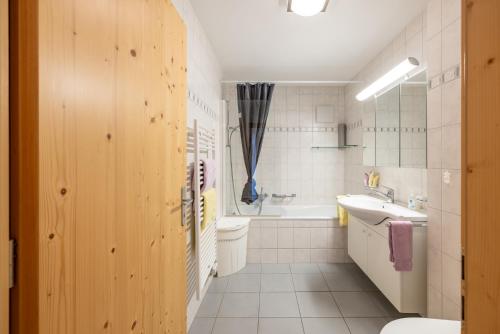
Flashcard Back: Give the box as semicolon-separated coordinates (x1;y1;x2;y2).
363;71;427;168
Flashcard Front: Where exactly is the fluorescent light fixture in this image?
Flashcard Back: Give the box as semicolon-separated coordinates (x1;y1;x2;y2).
355;57;420;101
288;0;329;16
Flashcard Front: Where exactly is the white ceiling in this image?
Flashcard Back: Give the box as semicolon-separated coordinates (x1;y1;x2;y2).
190;0;428;82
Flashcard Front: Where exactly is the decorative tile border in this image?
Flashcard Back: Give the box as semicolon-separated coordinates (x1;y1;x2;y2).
265;127;338;132
363;127;427;133
188;88;218;119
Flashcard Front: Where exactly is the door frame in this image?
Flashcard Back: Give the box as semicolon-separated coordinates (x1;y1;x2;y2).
8;0;39;332
0;0;9;331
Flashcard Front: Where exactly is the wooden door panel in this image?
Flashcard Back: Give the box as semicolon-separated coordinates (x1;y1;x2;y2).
11;0;187;333
463;0;500;333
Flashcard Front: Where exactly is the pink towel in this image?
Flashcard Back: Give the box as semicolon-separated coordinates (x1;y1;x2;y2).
388;221;413;271
200;159;216;192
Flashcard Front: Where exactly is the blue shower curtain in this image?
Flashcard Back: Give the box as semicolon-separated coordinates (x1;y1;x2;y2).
237;83;275;204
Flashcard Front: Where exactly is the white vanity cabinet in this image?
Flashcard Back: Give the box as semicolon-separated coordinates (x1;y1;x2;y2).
347;215;427;314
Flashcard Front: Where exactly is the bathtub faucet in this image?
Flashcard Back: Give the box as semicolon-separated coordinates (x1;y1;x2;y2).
254;187;268;215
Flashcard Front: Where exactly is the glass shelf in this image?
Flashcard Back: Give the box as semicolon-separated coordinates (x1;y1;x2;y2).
311;145;359;149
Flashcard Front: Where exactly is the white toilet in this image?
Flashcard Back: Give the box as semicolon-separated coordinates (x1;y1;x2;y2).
216;217;250;277
381;318;461;334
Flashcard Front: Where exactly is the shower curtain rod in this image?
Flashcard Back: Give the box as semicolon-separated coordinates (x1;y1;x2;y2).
220;80;363;84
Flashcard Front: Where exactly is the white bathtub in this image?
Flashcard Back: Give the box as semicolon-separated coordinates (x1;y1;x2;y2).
229;204;337;220
226;204;347;264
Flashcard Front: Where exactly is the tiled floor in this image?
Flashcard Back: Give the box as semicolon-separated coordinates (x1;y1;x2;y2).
190;263;415;334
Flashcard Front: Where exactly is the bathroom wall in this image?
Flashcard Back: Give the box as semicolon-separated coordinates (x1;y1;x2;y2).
425;0;462;321
223;85;345;214
344;0;462;320
172;0;222;200
344;12;428;204
171;0;222;328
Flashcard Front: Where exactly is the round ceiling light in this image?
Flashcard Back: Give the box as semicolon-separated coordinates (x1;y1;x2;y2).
290;0;328;17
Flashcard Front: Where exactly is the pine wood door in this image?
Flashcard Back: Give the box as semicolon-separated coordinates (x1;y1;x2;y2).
462;0;500;333
11;0;188;333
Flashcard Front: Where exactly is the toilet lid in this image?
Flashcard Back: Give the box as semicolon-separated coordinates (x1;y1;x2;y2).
381;318;461;334
217;217;250;231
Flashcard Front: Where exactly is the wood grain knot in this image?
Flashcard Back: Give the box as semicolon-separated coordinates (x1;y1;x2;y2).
103;321;109;329
171;56;174;63
106;133;112;140
144;100;148;106
48;233;55;240
487;57;495;65
110;247;115;254
73;31;77;36
466;1;474;9
130;49;137;57
131;321;137;330
115;45;119;51
150;240;155;247
60;188;67;196
150;117;156;123
130;274;134;279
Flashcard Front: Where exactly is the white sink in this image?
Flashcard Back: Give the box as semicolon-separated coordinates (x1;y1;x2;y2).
338;194;427;225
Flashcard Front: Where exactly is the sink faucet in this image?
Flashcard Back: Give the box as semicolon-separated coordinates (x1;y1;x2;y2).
368;184;395;203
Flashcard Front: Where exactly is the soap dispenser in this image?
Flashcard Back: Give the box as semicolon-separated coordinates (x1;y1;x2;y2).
408;193;416;209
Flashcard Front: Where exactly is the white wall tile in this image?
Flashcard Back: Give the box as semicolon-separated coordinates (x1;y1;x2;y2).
310;249;328;263
310;228;328;248
442;169;461;215
442;254;461;304
442;124;461;170
428;169;443;210
427;128;442;168
427;207;442;251
428;247;443;290
428;284;443;318
442;212;461;260
247;249;261;264
427;33;443;78
293;228;311;248
443;296;461;320
442;0;460;28
261;249;278;264
427;0;442;39
442;79;461;126
442;20;461;70
278;228;294;248
427;86;442;129
294;249;311;263
248;227;261;248
261;228;278;248
278;249;294;263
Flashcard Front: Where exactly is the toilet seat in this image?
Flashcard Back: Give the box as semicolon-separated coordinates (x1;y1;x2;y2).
381;318;460;334
216;217;250;241
217;217;250;232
